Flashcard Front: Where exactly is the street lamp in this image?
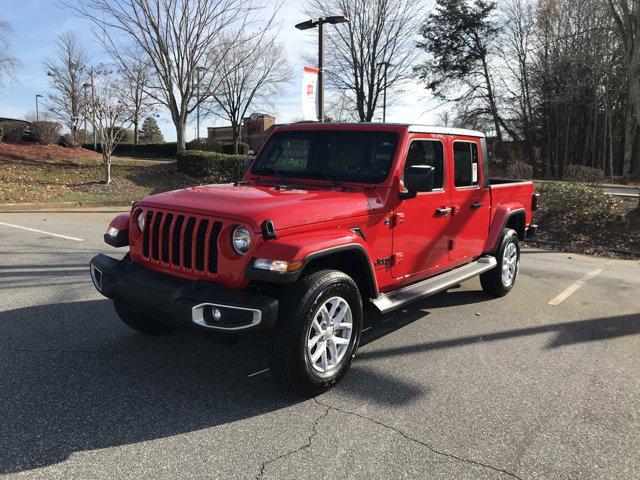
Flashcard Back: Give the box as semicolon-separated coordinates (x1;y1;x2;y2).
195;66;206;141
35;94;43;123
377;61;392;123
83;67;97;149
296;15;349;122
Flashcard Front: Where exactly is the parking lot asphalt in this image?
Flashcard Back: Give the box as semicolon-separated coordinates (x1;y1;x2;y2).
1;208;639;480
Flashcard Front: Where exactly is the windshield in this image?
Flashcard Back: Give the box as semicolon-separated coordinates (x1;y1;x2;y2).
251;130;399;184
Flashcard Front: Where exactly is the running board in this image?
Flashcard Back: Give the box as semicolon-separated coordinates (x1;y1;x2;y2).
372;256;497;314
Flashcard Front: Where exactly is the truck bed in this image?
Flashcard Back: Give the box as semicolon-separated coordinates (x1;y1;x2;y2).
488;178;535;228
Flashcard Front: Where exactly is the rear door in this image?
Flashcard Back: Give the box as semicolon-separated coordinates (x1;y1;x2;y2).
448;138;490;262
391;135;452;280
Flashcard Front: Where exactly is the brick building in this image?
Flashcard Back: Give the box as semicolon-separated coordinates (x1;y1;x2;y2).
207;113;281;153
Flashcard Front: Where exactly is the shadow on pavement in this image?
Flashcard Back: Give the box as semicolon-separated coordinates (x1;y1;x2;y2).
0;298;427;474
359;312;640;361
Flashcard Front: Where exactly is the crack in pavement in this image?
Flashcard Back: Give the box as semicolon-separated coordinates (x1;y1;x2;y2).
313;398;525;480
255;402;331;479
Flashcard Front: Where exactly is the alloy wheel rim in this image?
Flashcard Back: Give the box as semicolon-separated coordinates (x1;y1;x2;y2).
501;242;518;287
306;296;353;373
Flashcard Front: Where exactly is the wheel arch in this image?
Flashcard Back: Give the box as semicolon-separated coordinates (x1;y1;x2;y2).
483;205;526;255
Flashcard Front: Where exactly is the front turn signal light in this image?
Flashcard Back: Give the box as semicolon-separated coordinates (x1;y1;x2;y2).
253;258;304;274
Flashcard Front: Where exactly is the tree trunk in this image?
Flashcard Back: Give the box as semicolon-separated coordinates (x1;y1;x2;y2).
175;120;186;155
232;122;240;155
133;115;139;146
623;90;634;175
103;153;111;185
479;53;507;175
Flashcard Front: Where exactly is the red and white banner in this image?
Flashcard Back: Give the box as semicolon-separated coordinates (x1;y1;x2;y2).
301;66;318;121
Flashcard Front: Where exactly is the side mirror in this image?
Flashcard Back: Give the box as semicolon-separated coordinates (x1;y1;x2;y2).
401;165;434;199
247;150;255;156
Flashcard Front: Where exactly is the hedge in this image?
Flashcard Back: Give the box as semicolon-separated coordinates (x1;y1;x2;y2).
82;142;177;156
177;150;247;181
186;140;250;155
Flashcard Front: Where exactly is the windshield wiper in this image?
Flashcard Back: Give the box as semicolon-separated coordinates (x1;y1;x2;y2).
259;167;296;186
308;171;352;190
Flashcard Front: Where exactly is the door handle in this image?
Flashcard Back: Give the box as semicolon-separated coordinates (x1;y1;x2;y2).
471;202;484;210
435;207;452;216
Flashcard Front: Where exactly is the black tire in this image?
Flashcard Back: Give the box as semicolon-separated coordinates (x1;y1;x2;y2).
480;228;520;297
269;269;363;396
113;300;177;335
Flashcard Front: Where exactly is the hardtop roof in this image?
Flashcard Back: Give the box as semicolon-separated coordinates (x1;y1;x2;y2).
278;122;485;138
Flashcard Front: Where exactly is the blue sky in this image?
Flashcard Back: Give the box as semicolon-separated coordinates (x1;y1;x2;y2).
2;0;438;141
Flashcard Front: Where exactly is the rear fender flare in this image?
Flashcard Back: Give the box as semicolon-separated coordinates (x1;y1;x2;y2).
483;205;526;254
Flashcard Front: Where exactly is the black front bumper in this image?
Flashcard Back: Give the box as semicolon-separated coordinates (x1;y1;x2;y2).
89;254;278;332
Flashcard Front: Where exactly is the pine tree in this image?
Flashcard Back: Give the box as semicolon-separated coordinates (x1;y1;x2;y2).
139;117;163;143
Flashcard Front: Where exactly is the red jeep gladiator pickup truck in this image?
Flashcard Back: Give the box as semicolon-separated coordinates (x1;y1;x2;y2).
90;123;537;394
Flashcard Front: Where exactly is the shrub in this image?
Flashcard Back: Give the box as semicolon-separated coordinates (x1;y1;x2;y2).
564;164;605;184
33;121;62;144
506;161;533;180
60;133;80;148
220;141;249;155
177;150;246;181
0;124;4;142
536;182;619;232
2;122;26;142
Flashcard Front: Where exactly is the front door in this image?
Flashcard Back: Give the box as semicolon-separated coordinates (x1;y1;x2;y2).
391;136;451;281
448;139;490;262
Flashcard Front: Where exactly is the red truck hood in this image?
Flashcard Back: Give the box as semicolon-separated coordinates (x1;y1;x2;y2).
137;183;388;231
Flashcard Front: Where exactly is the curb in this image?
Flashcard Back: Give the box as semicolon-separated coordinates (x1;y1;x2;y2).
0;200;133;212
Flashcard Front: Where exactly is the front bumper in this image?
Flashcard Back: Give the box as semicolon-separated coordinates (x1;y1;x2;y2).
89;254;278;332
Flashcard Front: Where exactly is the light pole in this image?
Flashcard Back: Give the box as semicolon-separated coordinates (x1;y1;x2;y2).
195;66;205;141
295;15;349;122
35;94;43;123
377;61;392;123
84;68;97;149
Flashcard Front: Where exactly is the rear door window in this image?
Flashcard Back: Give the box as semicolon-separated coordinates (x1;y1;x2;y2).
453;141;479;187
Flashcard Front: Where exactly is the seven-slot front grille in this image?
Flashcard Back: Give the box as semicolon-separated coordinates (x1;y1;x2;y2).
140;209;223;275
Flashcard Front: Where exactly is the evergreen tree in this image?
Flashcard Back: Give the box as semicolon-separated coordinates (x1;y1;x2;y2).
416;0;508;173
139;116;163;143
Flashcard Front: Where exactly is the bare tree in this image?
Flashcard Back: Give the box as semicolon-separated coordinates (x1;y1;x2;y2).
0;20;19;87
67;0;274;154
608;0;640;176
92;65;133;184
118;49;155;145
43;32;88;140
304;0;421;122
207;33;289;153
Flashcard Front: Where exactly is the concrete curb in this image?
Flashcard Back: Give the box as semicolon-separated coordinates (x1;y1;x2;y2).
0;201;133;212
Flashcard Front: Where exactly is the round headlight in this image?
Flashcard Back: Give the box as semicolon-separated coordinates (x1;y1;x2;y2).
137;211;146;231
231;226;251;255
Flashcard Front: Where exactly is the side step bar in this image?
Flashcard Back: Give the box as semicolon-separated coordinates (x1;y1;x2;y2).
372;256;497;314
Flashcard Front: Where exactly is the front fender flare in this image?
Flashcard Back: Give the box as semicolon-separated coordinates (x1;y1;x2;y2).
245;229;379;297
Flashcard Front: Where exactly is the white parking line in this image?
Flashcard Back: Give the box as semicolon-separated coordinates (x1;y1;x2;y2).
0;221;84;242
548;259;614;306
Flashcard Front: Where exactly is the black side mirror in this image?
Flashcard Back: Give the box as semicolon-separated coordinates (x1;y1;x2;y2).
400;165;435;199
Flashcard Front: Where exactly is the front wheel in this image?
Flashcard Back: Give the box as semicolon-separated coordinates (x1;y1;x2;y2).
269;269;363;396
480;228;520;297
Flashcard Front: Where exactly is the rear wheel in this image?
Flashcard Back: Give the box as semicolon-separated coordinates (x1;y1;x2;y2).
269;269;363;396
113;300;177;335
480;228;520;297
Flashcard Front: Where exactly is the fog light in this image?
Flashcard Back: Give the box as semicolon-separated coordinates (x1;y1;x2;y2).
211;307;222;322
203;305;223;325
254;258;303;273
